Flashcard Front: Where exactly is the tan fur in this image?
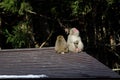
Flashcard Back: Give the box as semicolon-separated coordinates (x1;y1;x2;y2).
55;35;68;54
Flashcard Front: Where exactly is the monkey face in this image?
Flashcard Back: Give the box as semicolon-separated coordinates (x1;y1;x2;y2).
57;35;64;41
70;28;79;36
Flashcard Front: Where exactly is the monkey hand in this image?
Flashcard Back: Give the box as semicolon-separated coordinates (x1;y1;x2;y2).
61;52;65;54
75;48;81;53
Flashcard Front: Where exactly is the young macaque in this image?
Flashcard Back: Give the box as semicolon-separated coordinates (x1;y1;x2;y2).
55;35;68;54
74;40;79;48
67;27;84;53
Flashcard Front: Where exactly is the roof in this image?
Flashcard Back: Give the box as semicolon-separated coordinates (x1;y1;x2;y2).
0;47;120;78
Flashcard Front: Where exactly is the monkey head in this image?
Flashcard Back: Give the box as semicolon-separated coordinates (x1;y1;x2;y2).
70;28;79;36
57;35;64;41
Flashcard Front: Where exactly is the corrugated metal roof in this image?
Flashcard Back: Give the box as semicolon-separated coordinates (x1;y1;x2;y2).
0;47;120;78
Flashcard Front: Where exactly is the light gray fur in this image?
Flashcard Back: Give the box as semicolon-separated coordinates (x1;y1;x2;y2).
67;28;84;53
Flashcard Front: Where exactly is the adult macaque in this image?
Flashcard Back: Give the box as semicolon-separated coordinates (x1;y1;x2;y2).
55;35;68;54
67;28;84;53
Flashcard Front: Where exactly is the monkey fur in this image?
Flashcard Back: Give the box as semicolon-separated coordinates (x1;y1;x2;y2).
55;35;68;54
67;28;84;53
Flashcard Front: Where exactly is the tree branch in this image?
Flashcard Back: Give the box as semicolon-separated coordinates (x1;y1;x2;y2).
39;30;53;48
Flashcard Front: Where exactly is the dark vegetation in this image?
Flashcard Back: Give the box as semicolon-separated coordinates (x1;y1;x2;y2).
0;0;120;74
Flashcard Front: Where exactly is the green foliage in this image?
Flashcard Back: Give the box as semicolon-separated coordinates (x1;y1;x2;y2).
19;1;33;15
0;0;18;13
70;0;92;16
51;7;57;17
4;22;32;48
106;0;114;5
0;0;34;48
82;4;92;15
71;0;80;16
0;0;33;15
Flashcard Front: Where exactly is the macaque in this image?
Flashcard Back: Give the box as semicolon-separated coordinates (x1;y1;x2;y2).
67;28;84;53
55;35;68;54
